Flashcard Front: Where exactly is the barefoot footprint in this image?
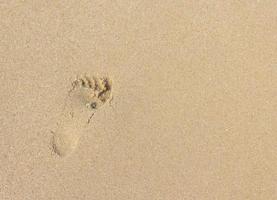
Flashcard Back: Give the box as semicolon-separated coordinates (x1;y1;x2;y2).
51;75;113;157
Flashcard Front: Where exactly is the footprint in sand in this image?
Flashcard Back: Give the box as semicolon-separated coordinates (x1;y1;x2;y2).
51;75;113;157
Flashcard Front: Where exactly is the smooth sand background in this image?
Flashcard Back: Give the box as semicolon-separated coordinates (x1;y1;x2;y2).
1;1;277;199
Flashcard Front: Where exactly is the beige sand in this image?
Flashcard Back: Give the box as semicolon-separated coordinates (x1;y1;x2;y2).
1;1;277;199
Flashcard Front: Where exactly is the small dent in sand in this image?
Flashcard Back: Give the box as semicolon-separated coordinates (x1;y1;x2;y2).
51;127;80;157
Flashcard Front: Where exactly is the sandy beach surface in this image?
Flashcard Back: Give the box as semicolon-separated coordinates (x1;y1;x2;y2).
1;1;277;199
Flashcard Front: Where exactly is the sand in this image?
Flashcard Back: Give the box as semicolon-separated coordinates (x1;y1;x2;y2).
1;1;277;199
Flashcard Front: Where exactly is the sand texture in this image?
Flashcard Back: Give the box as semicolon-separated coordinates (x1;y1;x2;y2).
1;1;277;199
